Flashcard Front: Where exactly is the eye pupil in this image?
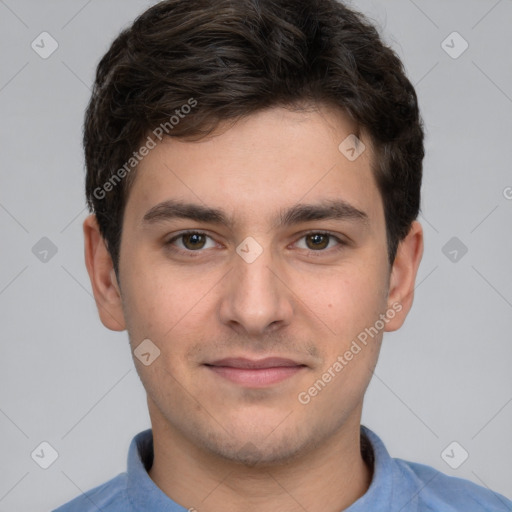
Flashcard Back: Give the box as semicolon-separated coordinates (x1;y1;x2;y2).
183;233;206;250
306;234;329;250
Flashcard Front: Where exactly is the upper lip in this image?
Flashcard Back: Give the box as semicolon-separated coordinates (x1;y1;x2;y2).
206;357;305;369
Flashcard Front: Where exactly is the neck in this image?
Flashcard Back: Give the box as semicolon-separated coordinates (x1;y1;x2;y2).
148;410;373;512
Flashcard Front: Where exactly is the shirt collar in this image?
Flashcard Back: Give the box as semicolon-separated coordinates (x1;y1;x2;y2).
347;426;422;511
125;425;416;511
126;428;184;511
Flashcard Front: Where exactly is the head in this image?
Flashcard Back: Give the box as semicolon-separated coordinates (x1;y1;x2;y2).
84;0;424;466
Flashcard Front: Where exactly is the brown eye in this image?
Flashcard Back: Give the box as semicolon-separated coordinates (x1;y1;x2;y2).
305;233;330;250
182;233;207;250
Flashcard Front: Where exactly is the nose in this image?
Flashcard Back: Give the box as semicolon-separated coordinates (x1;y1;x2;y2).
218;246;293;336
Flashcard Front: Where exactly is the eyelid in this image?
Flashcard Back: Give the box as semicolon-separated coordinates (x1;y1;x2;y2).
291;230;346;251
164;229;347;254
165;230;219;251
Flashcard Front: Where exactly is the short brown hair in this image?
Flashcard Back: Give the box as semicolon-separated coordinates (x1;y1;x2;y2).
84;0;424;275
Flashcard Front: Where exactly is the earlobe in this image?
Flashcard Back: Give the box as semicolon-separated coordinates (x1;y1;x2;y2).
384;220;424;332
83;214;126;332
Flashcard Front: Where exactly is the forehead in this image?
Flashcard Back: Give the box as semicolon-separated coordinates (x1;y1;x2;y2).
124;106;383;229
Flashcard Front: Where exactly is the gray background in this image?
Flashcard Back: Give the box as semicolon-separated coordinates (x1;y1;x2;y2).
1;0;511;510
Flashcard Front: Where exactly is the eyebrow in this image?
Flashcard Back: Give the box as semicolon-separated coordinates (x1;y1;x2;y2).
141;199;368;228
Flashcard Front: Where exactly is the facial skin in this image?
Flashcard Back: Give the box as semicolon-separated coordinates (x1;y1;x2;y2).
84;105;423;512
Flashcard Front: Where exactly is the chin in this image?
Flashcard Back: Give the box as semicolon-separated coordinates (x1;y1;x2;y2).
193;419;320;468
211;438;307;467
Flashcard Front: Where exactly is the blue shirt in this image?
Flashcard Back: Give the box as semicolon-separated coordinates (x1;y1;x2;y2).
54;426;512;511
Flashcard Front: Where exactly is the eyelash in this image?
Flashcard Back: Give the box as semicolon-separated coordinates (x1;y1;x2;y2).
165;230;346;256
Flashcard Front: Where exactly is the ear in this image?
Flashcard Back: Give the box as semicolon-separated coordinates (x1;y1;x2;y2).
83;214;126;331
384;220;424;332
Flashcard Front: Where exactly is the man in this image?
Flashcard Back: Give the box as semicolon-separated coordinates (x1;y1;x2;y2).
55;0;512;510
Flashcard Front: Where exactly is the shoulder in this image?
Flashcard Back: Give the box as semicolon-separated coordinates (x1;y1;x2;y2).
395;458;512;511
53;473;131;512
361;426;512;511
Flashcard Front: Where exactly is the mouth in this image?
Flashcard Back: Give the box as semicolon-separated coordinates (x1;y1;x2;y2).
204;357;307;387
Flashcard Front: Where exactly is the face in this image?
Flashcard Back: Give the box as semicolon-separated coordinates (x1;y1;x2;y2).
86;105;422;465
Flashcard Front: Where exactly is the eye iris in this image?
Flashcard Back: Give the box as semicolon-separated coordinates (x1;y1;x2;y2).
306;234;329;250
183;233;206;250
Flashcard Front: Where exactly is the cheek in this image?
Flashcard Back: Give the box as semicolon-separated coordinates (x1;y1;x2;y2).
120;257;216;352
119;266;175;344
300;268;387;411
303;263;389;335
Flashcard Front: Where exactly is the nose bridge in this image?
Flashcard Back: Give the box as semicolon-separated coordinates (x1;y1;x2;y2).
219;243;292;334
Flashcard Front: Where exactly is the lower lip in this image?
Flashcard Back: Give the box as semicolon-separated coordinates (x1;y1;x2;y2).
206;365;305;387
